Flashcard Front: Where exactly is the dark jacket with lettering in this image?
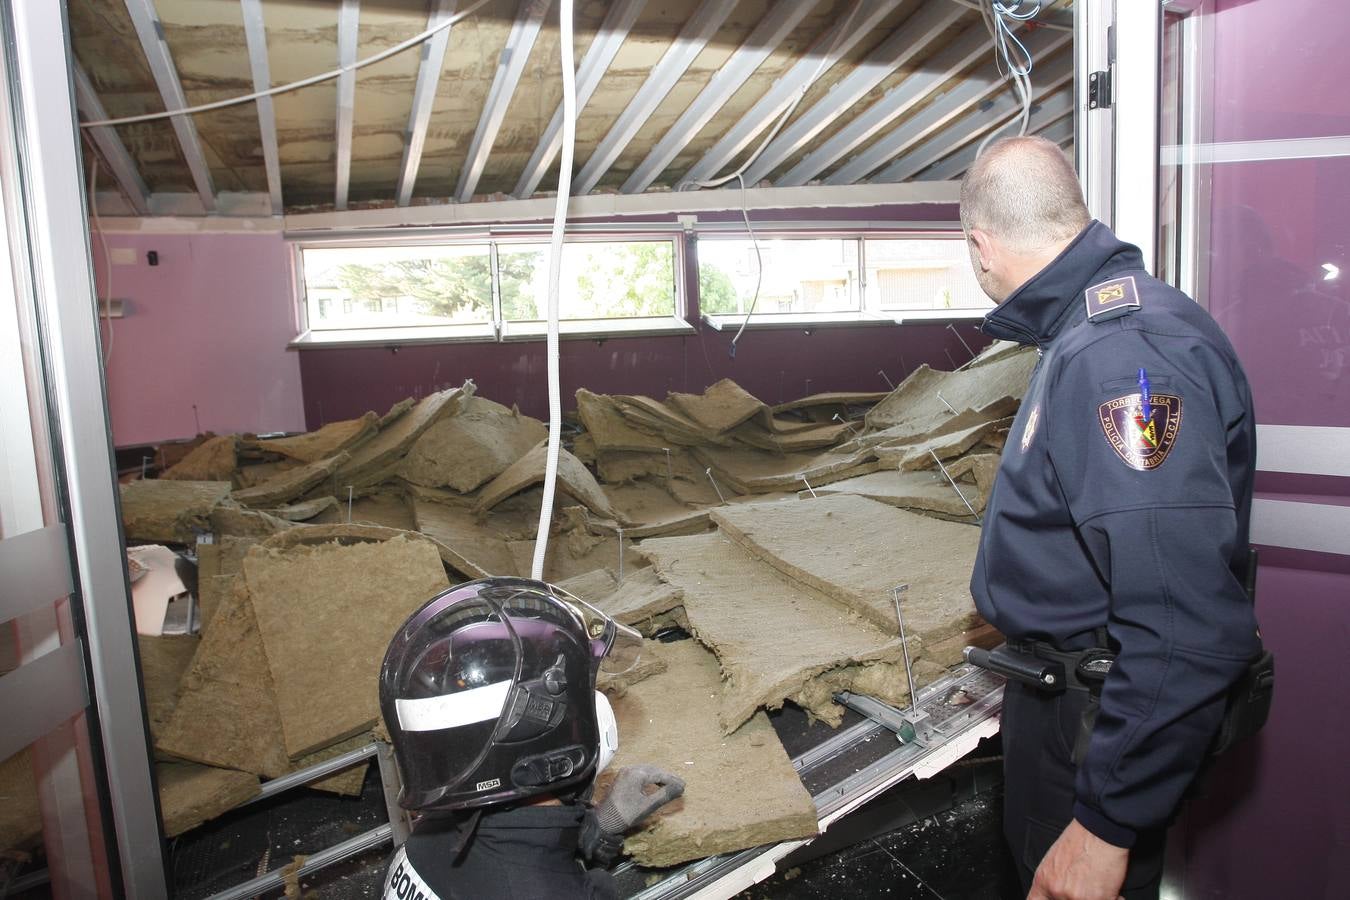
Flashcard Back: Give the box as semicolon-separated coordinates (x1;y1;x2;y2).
972;220;1260;847
382;804;618;900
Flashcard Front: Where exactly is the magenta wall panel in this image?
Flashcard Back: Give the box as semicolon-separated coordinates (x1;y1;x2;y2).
1212;0;1350;143
1207;157;1350;426
1173;2;1350;897
296;322;988;426
92;232;306;446
1177;564;1350;898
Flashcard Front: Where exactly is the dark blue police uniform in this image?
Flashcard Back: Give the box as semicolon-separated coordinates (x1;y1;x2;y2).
973;221;1260;894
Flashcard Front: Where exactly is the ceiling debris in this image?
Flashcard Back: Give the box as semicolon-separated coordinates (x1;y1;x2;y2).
599;639;820;868
109;342;1034;858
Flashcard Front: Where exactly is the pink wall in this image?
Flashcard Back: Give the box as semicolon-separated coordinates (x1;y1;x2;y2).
90;231;306;446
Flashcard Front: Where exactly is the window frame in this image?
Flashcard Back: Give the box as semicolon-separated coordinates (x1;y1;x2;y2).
697;229;993;331
289;230;692;348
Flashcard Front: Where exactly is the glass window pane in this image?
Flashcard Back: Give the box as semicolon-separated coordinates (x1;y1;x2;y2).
502;241;677;322
698;239;859;315
862;239;993;312
301;244;493;331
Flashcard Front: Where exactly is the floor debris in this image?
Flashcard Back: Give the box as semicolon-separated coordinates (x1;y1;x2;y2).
400;396;546;492
244;535;449;757
121;479;232;543
639;532;915;732
118;352;1035;846
601;640;819;868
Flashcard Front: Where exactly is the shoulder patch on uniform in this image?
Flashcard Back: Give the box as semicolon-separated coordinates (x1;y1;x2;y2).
1098;392;1182;470
1084;275;1141;322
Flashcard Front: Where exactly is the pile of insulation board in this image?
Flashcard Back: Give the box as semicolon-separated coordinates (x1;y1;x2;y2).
46;345;1035;864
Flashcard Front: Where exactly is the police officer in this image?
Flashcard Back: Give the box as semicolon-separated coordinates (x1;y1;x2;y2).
961;137;1260;900
378;577;685;899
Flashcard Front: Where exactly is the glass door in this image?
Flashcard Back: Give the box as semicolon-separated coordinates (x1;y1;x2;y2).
1;2;167;896
1152;1;1350;898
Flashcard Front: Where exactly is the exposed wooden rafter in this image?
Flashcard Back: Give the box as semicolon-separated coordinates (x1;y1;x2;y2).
572;0;733;196
823;27;1072;186
678;0;905;190
736;1;966;187
876;64;1074;183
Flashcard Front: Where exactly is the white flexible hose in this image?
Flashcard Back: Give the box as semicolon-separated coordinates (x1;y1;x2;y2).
531;0;575;582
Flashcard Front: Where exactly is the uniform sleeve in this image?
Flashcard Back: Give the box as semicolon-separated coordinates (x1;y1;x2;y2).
1044;330;1259;847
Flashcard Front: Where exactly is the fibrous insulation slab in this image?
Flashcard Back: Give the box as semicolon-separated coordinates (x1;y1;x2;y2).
157;762;259;838
710;495;981;642
864;349;1036;433
253;412;378;463
603;640;818;868
400;396;546;493
411;496;518;579
120;480;232;544
639;533;913;731
475;442;618;521
666;379;765;435
244;536;449;757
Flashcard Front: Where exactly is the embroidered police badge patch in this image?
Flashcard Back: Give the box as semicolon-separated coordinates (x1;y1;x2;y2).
1098;392;1182;470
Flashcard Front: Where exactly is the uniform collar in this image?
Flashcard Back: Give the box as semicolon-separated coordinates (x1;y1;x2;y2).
980;220;1145;346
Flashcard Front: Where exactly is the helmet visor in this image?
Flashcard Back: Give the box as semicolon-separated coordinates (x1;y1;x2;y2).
552;589;643;676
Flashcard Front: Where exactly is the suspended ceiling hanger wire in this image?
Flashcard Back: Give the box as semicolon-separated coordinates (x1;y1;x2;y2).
79;0;495;129
678;0;867;358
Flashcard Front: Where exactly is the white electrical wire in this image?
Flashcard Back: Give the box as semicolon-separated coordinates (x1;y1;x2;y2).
78;0;493;129
973;1;1042;157
530;0;575;582
680;0;865;356
943;0;1070;33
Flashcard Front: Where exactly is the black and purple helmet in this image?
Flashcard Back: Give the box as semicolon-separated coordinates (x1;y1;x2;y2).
379;577;640;811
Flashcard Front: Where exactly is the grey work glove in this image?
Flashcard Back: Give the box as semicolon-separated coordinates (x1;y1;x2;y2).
594;764;686;835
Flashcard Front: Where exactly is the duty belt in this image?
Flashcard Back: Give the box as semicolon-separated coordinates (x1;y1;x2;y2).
966;639;1115;695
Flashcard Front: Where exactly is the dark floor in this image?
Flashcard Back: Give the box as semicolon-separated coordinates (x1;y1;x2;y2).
743;786;1021;900
158;749;1020;899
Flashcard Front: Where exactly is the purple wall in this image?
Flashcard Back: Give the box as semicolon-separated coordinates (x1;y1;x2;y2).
92;231;306;446
297;320;987;426
1174;1;1350;897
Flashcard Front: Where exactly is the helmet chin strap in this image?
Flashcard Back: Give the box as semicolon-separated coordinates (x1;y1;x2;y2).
594;691;619;774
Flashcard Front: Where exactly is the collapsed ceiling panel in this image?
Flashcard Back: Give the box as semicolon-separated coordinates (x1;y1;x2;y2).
69;0;1076;216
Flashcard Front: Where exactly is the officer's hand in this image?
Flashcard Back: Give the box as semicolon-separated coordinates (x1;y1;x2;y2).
1027;819;1128;900
595;764;686;834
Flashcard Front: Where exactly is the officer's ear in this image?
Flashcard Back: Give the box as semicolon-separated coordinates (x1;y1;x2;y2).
967;228;996;272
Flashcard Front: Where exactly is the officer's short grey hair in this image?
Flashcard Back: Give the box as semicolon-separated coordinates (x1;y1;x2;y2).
960;136;1091;254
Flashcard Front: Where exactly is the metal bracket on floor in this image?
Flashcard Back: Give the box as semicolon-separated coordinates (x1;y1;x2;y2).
206;740;409;900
